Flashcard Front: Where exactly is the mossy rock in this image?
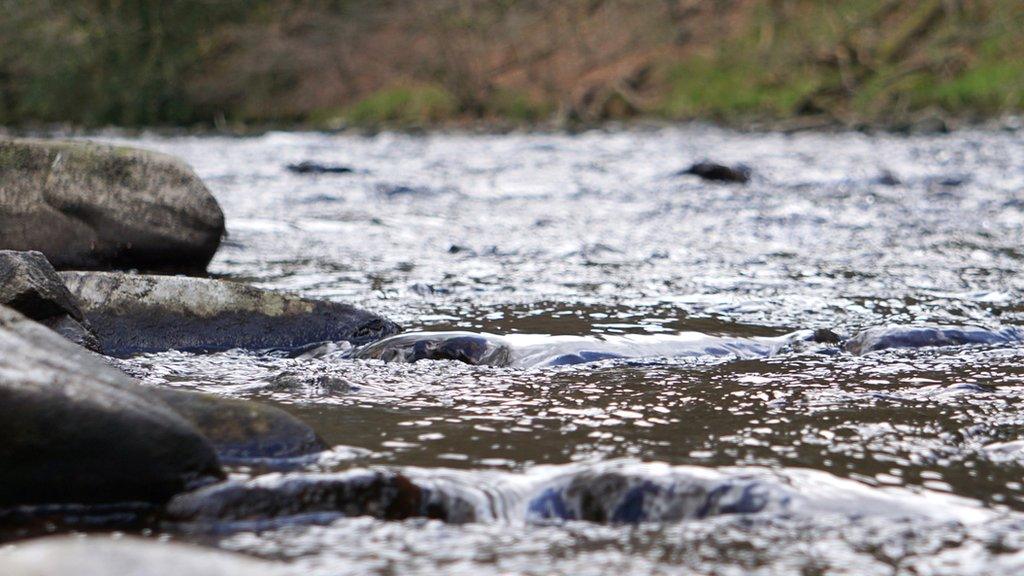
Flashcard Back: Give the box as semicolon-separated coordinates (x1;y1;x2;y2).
0;138;224;272
60;271;402;357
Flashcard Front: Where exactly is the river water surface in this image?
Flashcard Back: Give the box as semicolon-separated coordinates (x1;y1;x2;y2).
97;126;1024;574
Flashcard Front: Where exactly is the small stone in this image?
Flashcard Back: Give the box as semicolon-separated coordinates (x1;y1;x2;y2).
285;161;354;174
680;161;752;184
875;170;901;186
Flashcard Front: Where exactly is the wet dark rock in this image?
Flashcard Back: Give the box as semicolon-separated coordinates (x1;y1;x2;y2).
519;463;955;525
378;183;432;197
41;314;103;353
60;271;402;357
810;328;843;345
844;324;1024;355
0;306;223;509
0;138;224;272
353;329;820;369
447;244;474;255
166;469;442;524
0;535;285;576
150;388;328;462
300;193;344;204
545;350;624;366
680;161;751;184
353;331;511;366
930;175;969;188
875;170;902;186
286;161;354;174
527;469;773;523
0;250;100;351
262;367;354;393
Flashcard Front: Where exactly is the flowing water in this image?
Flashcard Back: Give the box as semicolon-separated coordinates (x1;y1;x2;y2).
88;126;1024;574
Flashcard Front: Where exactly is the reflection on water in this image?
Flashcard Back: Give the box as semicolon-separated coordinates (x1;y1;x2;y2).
96;125;1024;574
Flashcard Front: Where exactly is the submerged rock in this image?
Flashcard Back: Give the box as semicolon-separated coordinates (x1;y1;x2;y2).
353;331;512;365
522;462;984;525
167;469;436;524
167;461;979;530
844;324;1024;355
151;388;327;461
286;160;354;174
0;250;100;351
0;535;284;576
0;306;222;508
0;138;224;272
680;161;752;183
60;271;401;357
527;467;776;523
354;324;1024;368
351;329;822;368
875;169;902;186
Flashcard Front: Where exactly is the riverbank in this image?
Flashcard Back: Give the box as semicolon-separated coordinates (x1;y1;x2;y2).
1;1;1021;131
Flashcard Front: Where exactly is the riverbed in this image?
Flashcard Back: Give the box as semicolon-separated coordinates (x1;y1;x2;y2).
98;125;1024;574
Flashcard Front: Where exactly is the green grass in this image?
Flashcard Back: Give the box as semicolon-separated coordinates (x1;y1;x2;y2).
930;61;1024;113
660;55;820;121
659;1;1024;125
483;89;552;123
346;85;458;126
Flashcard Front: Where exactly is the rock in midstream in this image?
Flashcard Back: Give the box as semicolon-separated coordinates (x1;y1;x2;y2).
348;329;821;368
286;160;355;174
164;461;989;528
679;160;752;183
0;535;285;576
60;271;402;357
166;468;466;525
0;250;101;351
349;324;1024;368
151;388;328;461
843;324;1024;355
0;305;223;509
0;138;224;272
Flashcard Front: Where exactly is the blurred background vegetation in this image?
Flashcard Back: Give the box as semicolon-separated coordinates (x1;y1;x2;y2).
0;0;1022;129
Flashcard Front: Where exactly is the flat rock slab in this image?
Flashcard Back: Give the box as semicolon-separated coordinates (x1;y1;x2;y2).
0;250;100;351
0;138;224;272
0;536;285;576
61;271;401;357
0;305;222;508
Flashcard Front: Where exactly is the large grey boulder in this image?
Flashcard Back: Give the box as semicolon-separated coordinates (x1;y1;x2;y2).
0;535;285;576
0;305;223;508
60;271;402;357
0;138;224;272
0;250;100;351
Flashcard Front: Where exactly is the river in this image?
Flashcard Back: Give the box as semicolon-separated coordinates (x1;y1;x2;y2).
97;125;1024;574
